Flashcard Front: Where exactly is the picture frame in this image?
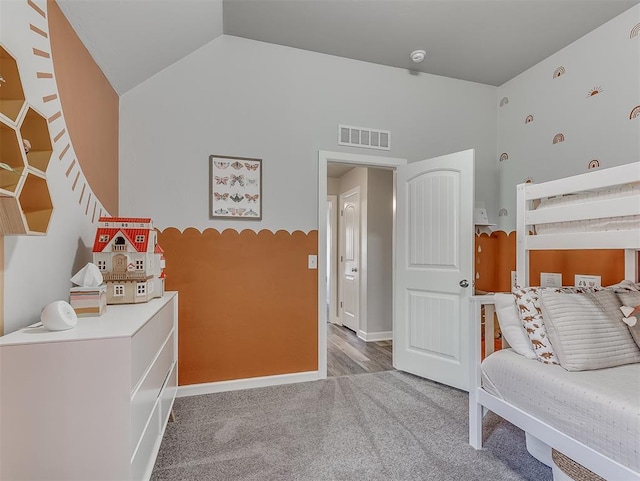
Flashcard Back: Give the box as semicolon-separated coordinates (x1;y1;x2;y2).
209;155;262;220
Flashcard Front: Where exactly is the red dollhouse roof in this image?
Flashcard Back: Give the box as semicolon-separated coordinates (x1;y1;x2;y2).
93;227;151;253
98;217;152;224
154;244;164;254
159;272;167;279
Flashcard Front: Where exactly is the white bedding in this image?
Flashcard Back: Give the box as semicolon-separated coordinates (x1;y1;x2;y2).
481;349;640;473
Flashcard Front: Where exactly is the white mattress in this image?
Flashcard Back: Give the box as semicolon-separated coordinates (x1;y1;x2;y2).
481;349;640;472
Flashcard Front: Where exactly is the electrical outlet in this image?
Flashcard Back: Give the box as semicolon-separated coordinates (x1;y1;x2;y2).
511;271;517;289
540;272;562;287
308;255;318;269
575;274;601;288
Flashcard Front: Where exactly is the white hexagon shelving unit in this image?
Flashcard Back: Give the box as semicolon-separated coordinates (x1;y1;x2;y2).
0;44;53;235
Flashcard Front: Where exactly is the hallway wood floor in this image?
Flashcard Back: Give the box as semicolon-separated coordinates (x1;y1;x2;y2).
327;323;393;377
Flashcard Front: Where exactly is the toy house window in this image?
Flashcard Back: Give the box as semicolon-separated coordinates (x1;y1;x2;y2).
136;282;146;296
114;285;124;297
114;236;126;251
97;260;106;271
99;234;109;242
136;235;145;243
135;260;144;270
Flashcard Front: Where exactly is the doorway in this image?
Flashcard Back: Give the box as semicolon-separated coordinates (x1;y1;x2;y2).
318;151;407;379
319;149;475;388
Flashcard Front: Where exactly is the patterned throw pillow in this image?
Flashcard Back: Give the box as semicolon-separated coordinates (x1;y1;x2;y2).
513;287;560;364
512;286;602;364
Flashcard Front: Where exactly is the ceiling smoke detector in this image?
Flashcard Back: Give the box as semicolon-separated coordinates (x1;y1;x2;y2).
410;49;426;63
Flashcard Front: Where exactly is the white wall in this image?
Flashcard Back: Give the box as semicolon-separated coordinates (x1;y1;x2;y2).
327;176;340;196
365;168;393;337
119;35;498;232
1;1;100;333
497;4;640;232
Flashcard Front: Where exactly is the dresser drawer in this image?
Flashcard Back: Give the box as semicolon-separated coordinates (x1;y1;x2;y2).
131;397;161;481
160;361;177;426
131;330;175;455
131;296;175;390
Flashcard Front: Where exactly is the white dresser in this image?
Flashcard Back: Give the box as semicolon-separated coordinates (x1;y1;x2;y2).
0;292;178;481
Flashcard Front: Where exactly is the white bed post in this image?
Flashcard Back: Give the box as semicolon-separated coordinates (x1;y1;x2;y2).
516;183;529;288
469;297;484;449
624;249;639;282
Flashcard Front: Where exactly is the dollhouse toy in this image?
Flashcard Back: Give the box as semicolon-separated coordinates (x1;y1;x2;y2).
92;217;166;304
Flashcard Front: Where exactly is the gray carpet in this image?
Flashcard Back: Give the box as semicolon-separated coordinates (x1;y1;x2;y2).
151;371;552;481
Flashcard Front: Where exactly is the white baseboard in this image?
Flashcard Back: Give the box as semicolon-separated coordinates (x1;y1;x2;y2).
177;370;319;397
357;330;392;342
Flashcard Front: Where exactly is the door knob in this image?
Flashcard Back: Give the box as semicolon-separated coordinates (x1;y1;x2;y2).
351;268;358;272
459;279;469;288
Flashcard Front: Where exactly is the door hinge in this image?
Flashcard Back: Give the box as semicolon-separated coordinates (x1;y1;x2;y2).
340;255;343;262
340;210;344;217
340;301;343;308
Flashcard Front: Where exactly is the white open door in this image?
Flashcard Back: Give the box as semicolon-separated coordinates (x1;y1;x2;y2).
339;187;360;332
394;149;474;391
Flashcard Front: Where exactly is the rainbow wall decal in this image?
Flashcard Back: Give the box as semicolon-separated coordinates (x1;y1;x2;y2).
553;133;565;144
524;177;533;184
500;97;509;107
525;115;534;124
630;105;640;119
588;159;600;170
587;86;603;97
498;208;508;217
499;152;509;161
553;66;565;78
631;22;640;39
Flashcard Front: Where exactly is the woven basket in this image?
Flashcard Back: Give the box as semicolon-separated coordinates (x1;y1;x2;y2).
551;449;605;481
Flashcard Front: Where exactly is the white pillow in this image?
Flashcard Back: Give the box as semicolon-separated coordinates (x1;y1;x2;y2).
493;293;536;359
540;290;640;371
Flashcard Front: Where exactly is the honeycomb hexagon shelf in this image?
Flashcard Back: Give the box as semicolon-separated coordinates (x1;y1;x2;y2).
0;44;53;235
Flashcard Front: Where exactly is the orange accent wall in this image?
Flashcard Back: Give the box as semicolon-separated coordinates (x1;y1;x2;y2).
158;228;319;385
475;231;625;292
48;0;119;215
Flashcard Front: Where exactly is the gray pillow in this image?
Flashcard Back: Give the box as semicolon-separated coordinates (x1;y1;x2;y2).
616;290;640;349
540;290;640;371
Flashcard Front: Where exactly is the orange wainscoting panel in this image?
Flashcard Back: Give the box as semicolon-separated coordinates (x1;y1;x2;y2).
475;231;625;292
158;228;319;386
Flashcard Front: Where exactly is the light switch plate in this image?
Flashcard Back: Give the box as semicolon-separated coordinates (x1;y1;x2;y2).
540;272;562;287
308;255;318;269
511;271;517;289
575;274;601;288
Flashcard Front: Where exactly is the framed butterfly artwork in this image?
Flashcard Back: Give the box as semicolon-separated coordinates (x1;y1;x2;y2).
209;155;262;220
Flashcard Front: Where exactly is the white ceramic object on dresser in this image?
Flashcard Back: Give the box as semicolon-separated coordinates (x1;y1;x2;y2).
0;292;178;481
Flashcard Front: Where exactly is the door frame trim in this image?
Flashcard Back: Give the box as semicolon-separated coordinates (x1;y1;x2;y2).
317;150;407;379
326;194;339;325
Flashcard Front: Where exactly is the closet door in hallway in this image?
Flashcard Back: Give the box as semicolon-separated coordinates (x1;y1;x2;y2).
339;187;360;333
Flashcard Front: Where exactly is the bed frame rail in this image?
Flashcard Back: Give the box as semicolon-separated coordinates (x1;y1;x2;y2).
516;162;640;286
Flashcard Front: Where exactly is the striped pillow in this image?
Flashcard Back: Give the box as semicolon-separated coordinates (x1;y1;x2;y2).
540;290;640;371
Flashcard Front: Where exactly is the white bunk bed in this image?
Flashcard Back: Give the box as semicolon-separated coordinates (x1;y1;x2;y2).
469;162;640;481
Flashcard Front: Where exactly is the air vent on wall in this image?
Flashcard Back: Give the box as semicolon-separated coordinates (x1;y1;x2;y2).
338;124;391;151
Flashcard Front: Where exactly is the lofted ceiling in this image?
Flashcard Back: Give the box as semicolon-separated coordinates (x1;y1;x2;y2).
57;0;639;95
